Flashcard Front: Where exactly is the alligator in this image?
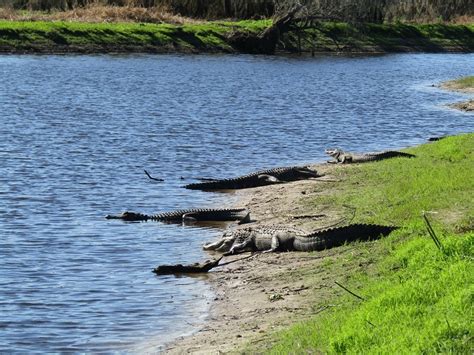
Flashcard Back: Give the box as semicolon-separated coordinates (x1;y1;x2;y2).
427;135;450;142
153;257;222;275
204;223;398;254
184;166;321;191
325;148;415;164
105;208;251;224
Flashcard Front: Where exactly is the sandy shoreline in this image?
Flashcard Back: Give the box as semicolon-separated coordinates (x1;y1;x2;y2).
160;79;473;353
161;163;374;353
439;81;474;94
448;99;474;111
439;80;474;112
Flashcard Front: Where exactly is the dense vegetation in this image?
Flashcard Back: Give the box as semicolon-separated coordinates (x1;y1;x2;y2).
248;134;474;353
157;0;474;23
1;0;472;23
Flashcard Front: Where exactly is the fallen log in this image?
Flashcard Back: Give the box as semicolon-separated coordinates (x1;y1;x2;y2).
227;4;303;54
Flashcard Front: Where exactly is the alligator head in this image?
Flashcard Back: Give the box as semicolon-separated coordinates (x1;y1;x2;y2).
294;166;321;178
105;211;149;221
203;235;236;252
203;228;250;253
325;148;344;160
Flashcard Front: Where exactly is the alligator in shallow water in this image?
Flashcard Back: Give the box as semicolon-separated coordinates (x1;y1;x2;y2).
105;208;251;224
184;166;321;190
325;148;415;164
153;257;222;275
204;223;397;254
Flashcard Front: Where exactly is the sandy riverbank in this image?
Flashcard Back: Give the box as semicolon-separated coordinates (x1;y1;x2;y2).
448;100;474;111
161;130;474;353
440;77;474;112
163;163;378;353
146;76;474;351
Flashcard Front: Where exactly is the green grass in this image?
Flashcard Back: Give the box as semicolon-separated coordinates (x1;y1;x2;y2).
0;20;268;52
310;134;474;232
449;76;474;89
0;19;472;53
247;134;474;353
283;22;474;53
267;232;473;353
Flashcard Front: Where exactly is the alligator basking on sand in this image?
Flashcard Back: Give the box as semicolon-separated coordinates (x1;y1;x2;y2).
184;166;321;191
325;148;415;164
105;208;251;224
204;223;397;254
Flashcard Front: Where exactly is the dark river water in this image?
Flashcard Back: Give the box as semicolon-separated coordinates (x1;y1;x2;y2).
0;53;473;352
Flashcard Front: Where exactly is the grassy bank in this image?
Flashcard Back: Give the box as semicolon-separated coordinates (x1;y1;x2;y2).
282;22;474;53
245;134;473;353
0;19;473;54
442;75;474;92
441;75;474;112
448;76;474;89
0;19;269;53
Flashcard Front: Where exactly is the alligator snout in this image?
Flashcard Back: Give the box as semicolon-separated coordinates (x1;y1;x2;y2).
296;167;321;178
105;211;148;221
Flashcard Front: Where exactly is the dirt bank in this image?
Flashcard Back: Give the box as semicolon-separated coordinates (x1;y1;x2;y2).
448;99;474;111
440;81;474;94
440;78;474;112
163;163;373;353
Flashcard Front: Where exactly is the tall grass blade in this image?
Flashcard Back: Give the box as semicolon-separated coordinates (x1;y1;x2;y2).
334;281;365;301
422;212;444;252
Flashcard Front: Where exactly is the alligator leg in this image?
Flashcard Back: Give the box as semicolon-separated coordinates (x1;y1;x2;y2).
182;212;198;222
262;236;280;253
215;237;238;253
257;174;281;184
342;156;353;164
228;237;254;254
237;212;251;225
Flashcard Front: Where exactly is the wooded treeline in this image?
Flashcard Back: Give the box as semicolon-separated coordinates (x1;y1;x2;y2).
1;0;472;23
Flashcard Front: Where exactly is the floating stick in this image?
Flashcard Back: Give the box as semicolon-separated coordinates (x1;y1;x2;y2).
144;169;164;182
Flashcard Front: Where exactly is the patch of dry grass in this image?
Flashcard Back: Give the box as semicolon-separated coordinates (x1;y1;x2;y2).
0;5;199;24
448;15;474;24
